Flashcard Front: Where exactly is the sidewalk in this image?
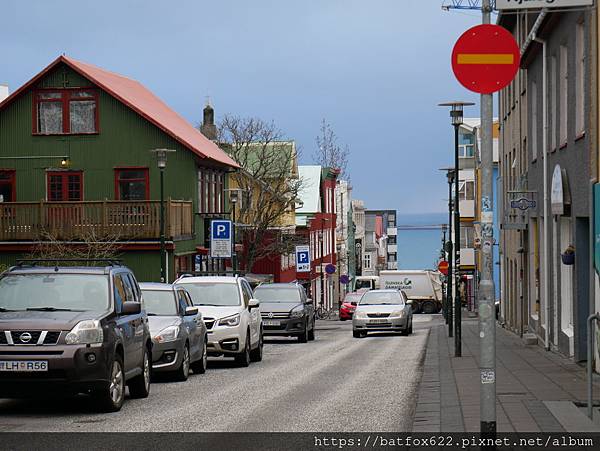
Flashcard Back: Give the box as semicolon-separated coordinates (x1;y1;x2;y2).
412;314;600;432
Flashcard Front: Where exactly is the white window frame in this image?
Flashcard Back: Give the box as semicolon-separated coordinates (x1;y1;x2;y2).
575;22;585;136
532;81;538;160
559;44;568;146
363;253;372;270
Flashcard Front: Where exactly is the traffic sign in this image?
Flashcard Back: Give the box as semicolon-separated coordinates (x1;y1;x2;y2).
438;260;449;276
340;274;350;285
295;245;311;273
325;264;336;275
210;220;232;258
451;24;520;94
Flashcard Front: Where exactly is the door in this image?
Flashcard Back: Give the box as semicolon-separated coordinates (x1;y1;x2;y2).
184;289;203;359
0;170;16;202
242;280;259;347
177;288;199;359
46;171;83;229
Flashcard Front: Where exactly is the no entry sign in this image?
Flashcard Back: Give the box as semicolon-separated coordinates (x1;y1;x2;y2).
451;24;520;94
438;260;449;276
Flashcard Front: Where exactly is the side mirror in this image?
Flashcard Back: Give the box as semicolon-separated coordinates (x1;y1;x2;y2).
306;299;313;305
406;299;414;305
248;299;260;310
185;306;199;316
122;301;141;315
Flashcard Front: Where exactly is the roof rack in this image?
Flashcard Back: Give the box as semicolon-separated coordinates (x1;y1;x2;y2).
15;258;123;267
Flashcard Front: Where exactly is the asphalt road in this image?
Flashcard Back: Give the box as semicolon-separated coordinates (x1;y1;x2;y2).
0;315;438;432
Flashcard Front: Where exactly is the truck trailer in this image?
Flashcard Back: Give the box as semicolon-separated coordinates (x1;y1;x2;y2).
379;270;443;314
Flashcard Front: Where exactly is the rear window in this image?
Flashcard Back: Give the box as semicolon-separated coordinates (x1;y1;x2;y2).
0;274;110;312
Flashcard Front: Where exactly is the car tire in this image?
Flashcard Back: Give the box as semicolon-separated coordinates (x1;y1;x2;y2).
128;346;151;399
308;320;315;341
94;355;125;412
421;301;437;314
298;321;309;343
173;343;190;382
234;332;251;367
250;331;263;362
353;330;361;338
408;320;413;335
191;339;208;374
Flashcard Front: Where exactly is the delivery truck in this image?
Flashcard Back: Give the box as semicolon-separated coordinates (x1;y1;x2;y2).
379;270;443;314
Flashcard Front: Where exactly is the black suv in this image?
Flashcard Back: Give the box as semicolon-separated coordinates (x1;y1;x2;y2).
0;260;152;412
253;283;315;342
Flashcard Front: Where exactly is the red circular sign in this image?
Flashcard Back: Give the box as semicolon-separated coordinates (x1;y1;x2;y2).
452;24;520;95
438;260;449;276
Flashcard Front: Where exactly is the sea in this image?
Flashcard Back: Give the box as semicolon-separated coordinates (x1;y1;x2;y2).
396;212;447;271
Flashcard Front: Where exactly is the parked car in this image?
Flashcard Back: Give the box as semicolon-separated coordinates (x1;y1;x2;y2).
140;283;207;381
174;276;263;366
352;289;413;338
339;292;362;321
253;283;315;342
0;260;152;412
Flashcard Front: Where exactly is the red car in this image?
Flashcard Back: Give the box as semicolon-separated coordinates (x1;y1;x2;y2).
339;292;363;320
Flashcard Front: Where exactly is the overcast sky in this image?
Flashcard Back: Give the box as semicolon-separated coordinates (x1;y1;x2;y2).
2;0;482;215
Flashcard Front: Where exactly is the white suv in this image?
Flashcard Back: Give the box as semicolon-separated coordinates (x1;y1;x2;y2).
174;276;263;366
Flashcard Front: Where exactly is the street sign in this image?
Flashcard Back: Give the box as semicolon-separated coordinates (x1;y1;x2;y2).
496;0;593;10
210;219;232;258
325;264;336;275
510;197;536;211
451;24;520;94
295;245;311;273
340;274;350;285
438;260;449;276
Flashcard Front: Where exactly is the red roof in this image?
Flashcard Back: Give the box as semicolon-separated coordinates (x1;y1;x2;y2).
0;55;239;169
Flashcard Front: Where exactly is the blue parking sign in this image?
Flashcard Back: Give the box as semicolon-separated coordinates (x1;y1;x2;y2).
295;245;311;273
210;220;232;258
212;220;231;240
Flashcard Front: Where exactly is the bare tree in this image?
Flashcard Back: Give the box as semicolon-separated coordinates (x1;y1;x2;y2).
314;119;349;180
218;115;305;271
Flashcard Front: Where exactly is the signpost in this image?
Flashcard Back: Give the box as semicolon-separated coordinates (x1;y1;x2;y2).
295;245;311;273
438;260;449;276
451;24;520;95
210;220;232;258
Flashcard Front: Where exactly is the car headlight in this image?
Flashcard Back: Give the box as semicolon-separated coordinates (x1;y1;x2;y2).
218;313;240;327
290;306;304;318
65;320;104;345
354;311;367;319
154;325;180;343
391;309;406;318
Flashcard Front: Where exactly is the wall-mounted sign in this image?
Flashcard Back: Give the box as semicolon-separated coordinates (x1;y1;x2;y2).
510;197;537;211
496;0;593;10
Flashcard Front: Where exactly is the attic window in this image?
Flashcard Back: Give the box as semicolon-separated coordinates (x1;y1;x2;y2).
34;89;98;135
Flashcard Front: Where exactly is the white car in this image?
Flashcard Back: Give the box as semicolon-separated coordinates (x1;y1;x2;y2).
174;276;263;366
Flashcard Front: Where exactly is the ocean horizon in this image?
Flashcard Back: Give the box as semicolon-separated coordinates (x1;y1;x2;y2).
396;212;447;271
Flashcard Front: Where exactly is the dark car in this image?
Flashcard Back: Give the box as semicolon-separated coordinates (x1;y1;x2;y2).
140;283;207;381
253;283;315;342
0;260;152;412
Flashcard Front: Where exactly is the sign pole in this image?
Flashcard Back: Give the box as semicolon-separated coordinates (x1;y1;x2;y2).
479;0;497;436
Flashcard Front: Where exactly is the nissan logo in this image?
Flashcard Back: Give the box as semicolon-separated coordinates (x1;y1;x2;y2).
19;332;32;343
268;312;274;319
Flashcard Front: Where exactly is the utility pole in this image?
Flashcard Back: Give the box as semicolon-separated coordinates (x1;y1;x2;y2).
479;0;497;436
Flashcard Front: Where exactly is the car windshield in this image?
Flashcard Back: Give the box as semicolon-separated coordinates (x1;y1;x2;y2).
178;283;241;306
254;287;300;303
355;279;374;290
359;291;404;306
141;290;178;316
344;294;362;303
0;274;109;311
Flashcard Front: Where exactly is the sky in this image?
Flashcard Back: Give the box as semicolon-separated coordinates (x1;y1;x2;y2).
2;0;482;216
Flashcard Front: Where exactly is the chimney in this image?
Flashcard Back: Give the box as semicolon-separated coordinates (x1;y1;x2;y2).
0;85;8;103
200;98;217;141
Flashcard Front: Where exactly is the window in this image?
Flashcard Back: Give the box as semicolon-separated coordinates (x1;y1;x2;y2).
460;226;474;249
560;44;568;145
550;55;557;151
531;81;538;160
115;168;149;201
198;168;225;214
575;22;585;135
34;89;98;134
0;170;16;202
47;171;83;201
363;253;372;270
459;180;474;201
459;132;475;158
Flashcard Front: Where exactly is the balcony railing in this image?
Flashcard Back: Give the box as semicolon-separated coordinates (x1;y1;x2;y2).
0;199;193;241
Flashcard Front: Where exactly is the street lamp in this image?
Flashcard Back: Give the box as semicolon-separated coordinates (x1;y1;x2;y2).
441;223;448;323
229;189;239;273
439;167;455;335
150;148;176;282
439;101;473;358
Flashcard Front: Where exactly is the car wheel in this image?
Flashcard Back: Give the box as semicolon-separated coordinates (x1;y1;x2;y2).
234;332;251;367
94;355;125;412
421;301;437;314
128;346;151;398
250;331;263;362
298;321;309;343
308;320;315;341
173;343;190;381
408;320;413;335
191;339;208;374
353;330;361;338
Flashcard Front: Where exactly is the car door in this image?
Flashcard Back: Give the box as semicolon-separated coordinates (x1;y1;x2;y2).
183;289;203;359
300;286;314;328
123;273;145;370
177;288;198;357
113;273;136;373
241;280;259;347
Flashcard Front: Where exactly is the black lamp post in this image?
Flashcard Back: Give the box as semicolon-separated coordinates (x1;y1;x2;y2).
441;223;448;322
439;101;473;358
229;190;239;273
151;148;176;282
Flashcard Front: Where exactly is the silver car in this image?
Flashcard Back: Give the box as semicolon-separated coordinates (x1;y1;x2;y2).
140;283;208;381
352;289;413;338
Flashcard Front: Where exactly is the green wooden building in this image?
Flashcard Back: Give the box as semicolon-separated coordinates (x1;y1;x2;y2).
0;55;239;281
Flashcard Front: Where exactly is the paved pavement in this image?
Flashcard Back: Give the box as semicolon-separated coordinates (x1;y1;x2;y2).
0;316;437;432
412;314;600;432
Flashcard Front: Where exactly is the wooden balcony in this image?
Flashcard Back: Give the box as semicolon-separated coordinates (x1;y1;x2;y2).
0;199;193;241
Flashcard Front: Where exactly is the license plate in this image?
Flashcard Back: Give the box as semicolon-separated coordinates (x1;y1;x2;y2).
263;320;280;326
0;360;48;372
368;319;388;324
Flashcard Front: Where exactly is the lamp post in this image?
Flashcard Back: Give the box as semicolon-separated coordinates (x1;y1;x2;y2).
150;148;176;282
439;101;473;358
229;190;239;273
439;167;455;335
